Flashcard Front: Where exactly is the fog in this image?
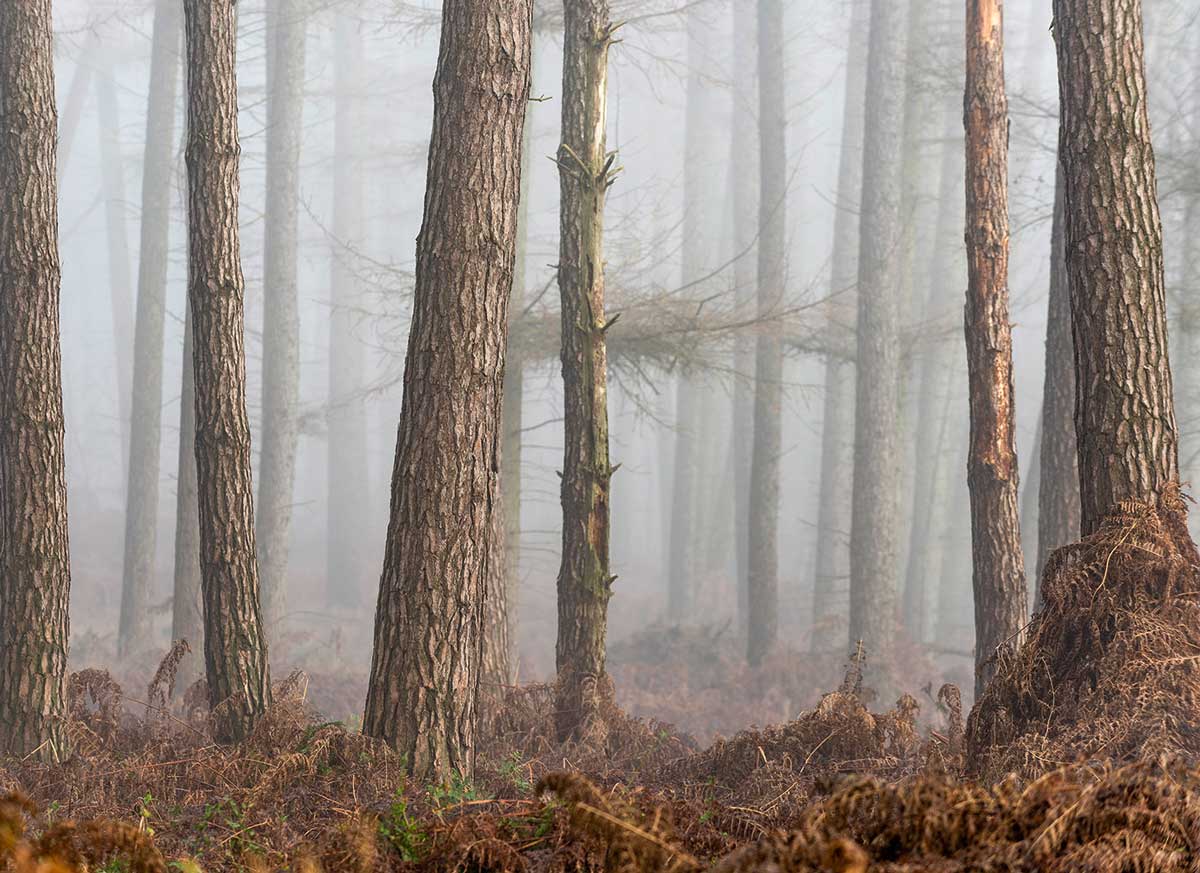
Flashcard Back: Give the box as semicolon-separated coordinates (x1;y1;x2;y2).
51;0;1200;717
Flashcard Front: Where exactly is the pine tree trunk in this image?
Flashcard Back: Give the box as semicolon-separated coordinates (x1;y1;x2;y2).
0;0;71;763
119;0;183;658
171;302;203;694
554;0;615;741
1034;160;1080;604
96;55;135;475
730;0;757;629
363;0;532;778
746;0;785;667
964;0;1027;698
812;0;868;655
184;0;273;745
326;13;371;612
256;0;307;639
1053;0;1178;533
849;0;905;661
668;376;697;621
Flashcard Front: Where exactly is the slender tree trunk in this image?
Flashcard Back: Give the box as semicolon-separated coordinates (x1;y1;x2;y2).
1034;160;1080;604
902;88;966;645
119;0;183;658
96;55;135;474
730;0;757;629
964;0;1027;698
171;302;203;693
326;13;370;611
812;0;868;654
848;0;905;661
363;0;532;778
667;375;697;621
1053;0;1178;533
256;0;307;640
57;35;94;185
184;0;273;744
746;0;786;667
0;0;71;763
554;0;616;741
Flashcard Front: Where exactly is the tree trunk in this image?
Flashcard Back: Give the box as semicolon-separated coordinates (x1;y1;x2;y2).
746;0;785;667
326;13;371;612
964;0;1027;698
171;301;203;694
1053;0;1178;533
119;0;183;658
812;0;868;655
363;0;532;779
848;0;905;661
184;0;273;745
0;0;71;763
96;54;135;475
730;0;757;630
1034;160;1080;604
57;35;94;185
554;0;616;741
667;375;697;622
256;0;307;639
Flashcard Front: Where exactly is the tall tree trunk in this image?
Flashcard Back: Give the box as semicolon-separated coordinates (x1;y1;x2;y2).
326;13;370;611
964;0;1027;698
119;0;183;658
848;0;905;661
554;0;616;741
0;0;71;763
57;34;96;185
812;0;868;655
667;375;697;621
171;302;203;694
363;0;532;779
1034;160;1080;604
746;0;785;667
1053;0;1178;533
256;0;307;640
902;86;966;645
184;0;273;745
96;55;135;474
730;0;757;630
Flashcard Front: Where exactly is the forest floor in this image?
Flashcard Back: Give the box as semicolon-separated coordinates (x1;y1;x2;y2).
3;491;1200;872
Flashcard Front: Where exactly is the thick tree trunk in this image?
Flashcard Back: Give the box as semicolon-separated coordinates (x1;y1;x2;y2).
96;55;135;473
554;0;616;741
0;0;71;763
1034;160;1080;604
730;0;757;631
171;302;203;694
1053;0;1178;533
812;0;868;655
746;0;785;667
964;0;1027;698
119;0;183;658
363;0;532;778
848;0;905;661
326;13;370;611
184;0;273;745
256;0;307;639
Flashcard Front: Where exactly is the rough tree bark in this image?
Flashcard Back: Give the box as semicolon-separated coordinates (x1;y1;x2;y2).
964;0;1027;698
812;0;867;654
0;0;72;763
256;0;307;637
1053;0;1178;533
746;0;785;667
184;0;273;744
848;0;905;661
554;0;616;740
119;0;183;658
1034;161;1080;604
363;0;532;779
